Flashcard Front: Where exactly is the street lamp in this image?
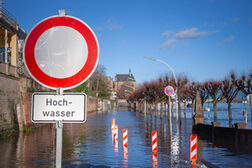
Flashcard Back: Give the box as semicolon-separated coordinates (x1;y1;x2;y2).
144;56;179;119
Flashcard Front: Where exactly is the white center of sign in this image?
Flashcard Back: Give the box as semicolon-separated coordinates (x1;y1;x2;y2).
34;26;88;78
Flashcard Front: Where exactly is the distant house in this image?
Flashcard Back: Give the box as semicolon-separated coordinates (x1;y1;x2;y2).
0;4;20;77
115;69;136;99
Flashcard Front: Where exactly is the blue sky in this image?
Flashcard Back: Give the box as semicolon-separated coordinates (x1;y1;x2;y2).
5;0;252;84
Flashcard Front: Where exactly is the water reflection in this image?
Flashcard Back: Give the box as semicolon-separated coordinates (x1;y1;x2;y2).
0;108;252;167
0;125;56;168
152;153;158;168
123;149;128;168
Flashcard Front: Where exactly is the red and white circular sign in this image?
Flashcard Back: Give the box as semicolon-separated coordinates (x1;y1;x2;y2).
164;86;174;96
23;15;99;90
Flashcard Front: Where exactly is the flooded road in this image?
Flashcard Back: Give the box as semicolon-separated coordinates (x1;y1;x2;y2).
0;108;252;167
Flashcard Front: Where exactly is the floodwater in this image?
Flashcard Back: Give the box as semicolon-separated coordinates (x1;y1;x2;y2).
202;103;252;129
0;107;252;168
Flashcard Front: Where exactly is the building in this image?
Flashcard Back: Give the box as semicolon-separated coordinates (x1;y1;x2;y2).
115;69;136;99
0;4;47;133
105;76;116;100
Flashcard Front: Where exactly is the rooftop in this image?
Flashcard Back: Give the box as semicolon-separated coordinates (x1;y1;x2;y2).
115;69;136;82
0;5;18;32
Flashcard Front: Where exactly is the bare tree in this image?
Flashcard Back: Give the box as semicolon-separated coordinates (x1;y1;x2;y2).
88;65;110;99
187;82;197;117
221;73;240;127
196;82;208;105
204;81;224;121
176;76;189;118
232;71;252;95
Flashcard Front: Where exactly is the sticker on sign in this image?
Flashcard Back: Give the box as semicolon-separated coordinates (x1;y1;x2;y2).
32;92;86;123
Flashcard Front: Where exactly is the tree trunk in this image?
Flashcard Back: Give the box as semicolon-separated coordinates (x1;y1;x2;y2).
178;100;181;113
164;103;167;116
144;100;147;114
213;102;217;122
148;103;151;114
155;103;158;116
178;100;181;120
228;102;232;127
184;101;187;118
160;103;163;118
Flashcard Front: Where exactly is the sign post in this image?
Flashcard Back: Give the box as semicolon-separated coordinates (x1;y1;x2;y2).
56;88;63;168
23;10;99;168
56;120;63;168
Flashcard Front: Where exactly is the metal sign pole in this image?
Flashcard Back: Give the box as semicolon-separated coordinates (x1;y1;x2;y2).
56;88;63;168
168;96;171;118
56;120;63;168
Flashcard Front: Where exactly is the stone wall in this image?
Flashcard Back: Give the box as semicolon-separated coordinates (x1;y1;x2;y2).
0;74;24;132
87;96;97;112
86;96;111;113
22;92;32;128
0;72;111;134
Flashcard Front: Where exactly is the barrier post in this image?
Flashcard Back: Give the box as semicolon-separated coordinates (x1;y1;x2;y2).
123;129;128;154
190;134;198;164
111;118;115;141
113;125;118;153
114;125;118;142
111;118;115;131
152;131;158;153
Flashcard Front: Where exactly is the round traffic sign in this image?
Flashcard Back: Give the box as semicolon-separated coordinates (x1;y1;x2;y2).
164;86;174;96
24;15;99;90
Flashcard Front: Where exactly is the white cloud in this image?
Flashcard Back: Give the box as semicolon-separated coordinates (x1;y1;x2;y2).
160;38;178;50
221;35;235;44
174;28;209;39
160;27;216;50
161;31;172;38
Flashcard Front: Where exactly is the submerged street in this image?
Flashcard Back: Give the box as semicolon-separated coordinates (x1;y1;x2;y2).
0;107;252;168
1;1;252;168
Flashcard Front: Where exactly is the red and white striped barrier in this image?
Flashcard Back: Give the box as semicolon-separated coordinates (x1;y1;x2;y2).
152;131;158;153
123;129;128;148
113;125;118;153
190;134;198;163
114;125;118;142
111;118;115;141
111;118;115;132
123;129;128;154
